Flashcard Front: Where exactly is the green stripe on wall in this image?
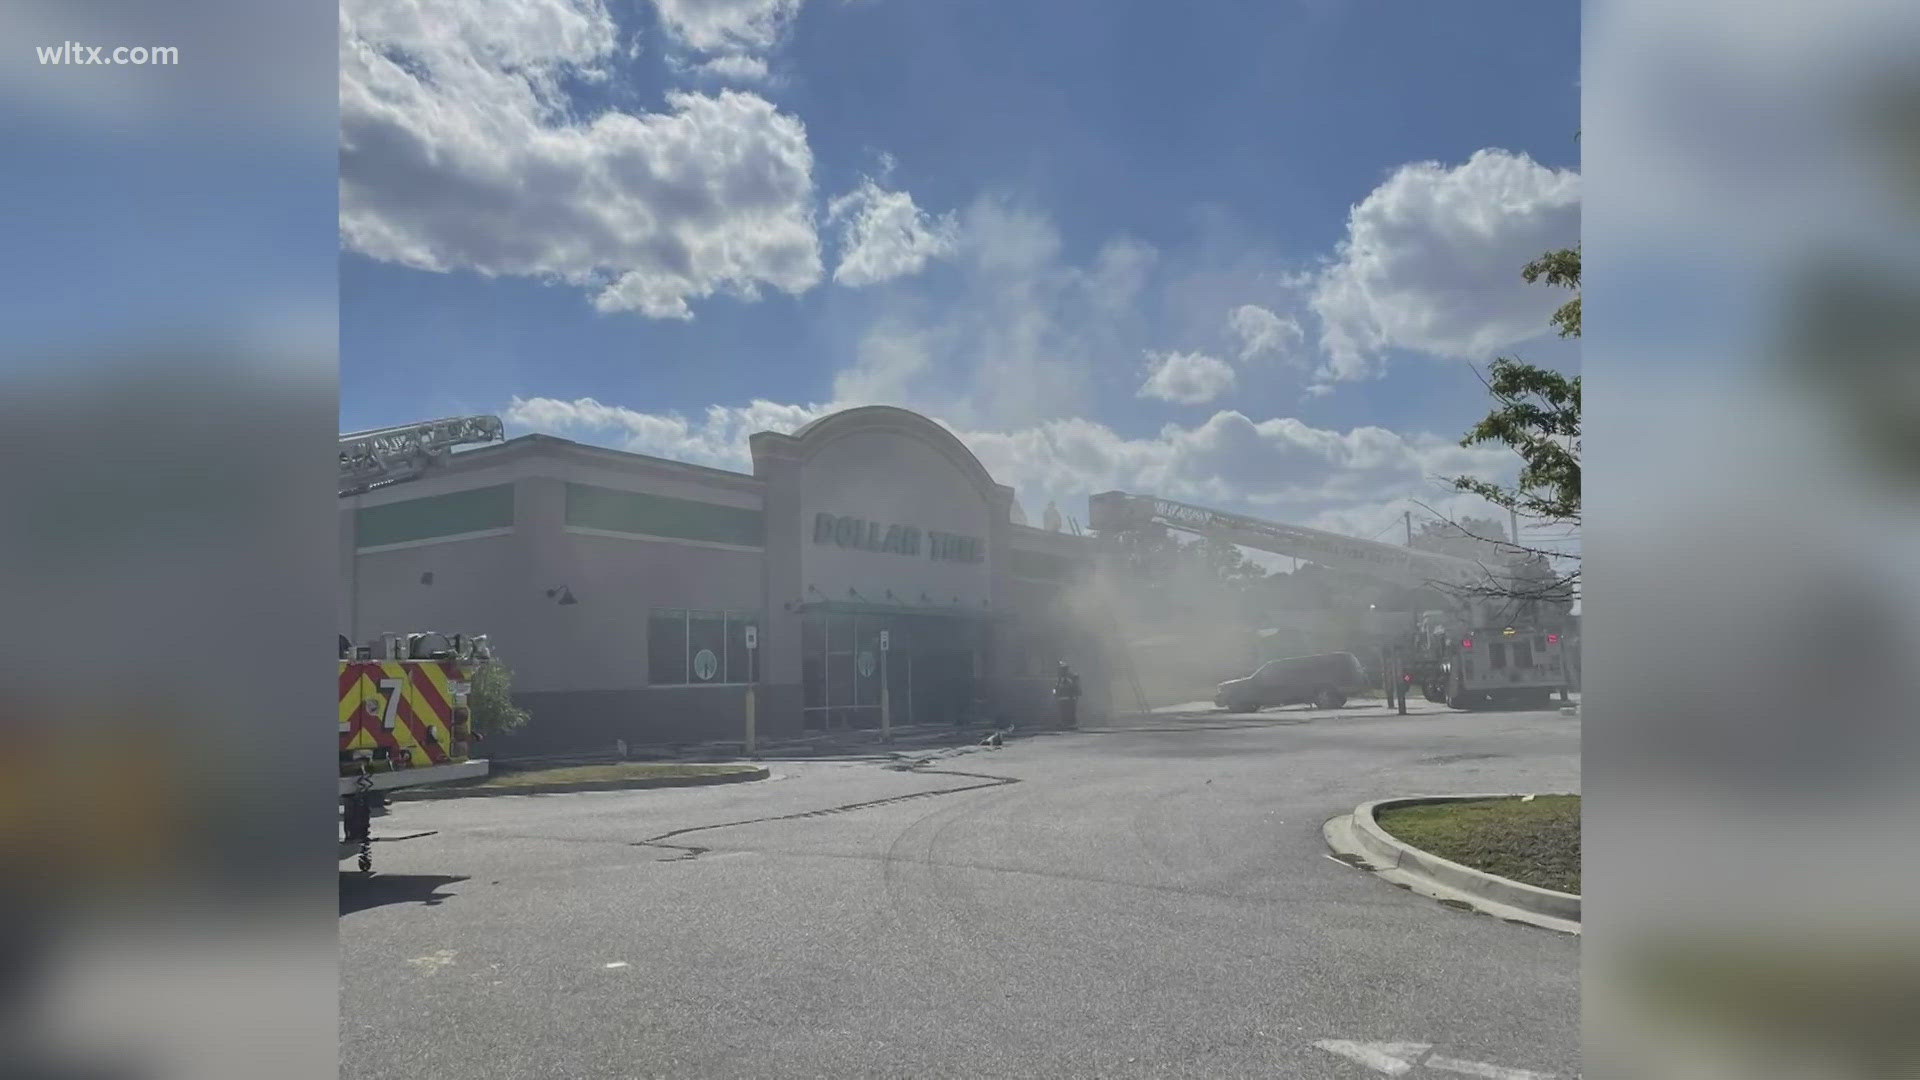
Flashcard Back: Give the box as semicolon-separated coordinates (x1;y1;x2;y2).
566;483;764;547
356;484;515;548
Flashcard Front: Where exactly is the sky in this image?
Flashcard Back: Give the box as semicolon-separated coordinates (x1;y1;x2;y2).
338;0;1580;550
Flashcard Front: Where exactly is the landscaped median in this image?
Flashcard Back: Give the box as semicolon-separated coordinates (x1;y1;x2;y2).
1323;793;1581;934
388;761;770;801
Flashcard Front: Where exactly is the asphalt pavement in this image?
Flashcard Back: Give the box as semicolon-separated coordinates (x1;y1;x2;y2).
341;698;1580;1079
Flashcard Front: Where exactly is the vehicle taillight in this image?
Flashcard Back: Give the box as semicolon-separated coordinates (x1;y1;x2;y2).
1461;637;1473;650
1547;634;1560;645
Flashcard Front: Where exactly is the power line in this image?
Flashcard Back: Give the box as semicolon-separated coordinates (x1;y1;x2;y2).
1368;513;1405;542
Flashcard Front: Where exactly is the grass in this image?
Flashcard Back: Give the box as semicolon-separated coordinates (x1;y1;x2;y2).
471;762;762;789
1375;795;1580;894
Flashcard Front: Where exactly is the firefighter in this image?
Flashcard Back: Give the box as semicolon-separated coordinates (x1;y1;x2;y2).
1053;661;1082;729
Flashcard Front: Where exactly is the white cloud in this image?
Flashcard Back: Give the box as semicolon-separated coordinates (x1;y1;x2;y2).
1086;238;1159;315
1310;148;1580;384
650;0;803;85
1228;304;1305;364
340;0;822;318
827;179;959;286
505;394;823;470
651;0;801;56
1137;351;1237;405
687;54;771;83
504;394;1517;544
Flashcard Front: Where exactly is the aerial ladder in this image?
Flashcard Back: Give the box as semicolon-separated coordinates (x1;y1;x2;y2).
1087;491;1571;710
339;415;505;498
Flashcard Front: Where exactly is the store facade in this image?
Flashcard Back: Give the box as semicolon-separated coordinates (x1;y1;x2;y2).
339;406;1105;755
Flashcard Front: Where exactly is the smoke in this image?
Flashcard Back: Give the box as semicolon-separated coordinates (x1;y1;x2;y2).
1043;530;1398;714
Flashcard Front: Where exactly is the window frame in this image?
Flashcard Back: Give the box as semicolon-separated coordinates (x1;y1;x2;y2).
648;608;761;687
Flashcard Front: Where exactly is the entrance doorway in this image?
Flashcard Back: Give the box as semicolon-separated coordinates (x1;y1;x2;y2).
800;610;986;731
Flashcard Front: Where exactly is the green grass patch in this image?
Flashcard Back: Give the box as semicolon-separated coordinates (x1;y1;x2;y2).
1375;795;1580;894
474;762;760;788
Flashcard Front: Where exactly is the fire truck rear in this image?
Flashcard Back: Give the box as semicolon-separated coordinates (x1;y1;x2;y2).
339;631;491;872
1407;610;1571;709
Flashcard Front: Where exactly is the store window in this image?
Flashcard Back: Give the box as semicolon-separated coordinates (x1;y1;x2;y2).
649;609;761;686
649;609;688;685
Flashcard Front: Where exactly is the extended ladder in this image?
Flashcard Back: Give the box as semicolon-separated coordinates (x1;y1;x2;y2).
339;415;505;497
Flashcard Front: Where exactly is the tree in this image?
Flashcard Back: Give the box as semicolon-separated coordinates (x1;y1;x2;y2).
1410;516;1509;564
468;660;530;738
1440;245;1581;610
1197;534;1269;586
1524;247;1581;340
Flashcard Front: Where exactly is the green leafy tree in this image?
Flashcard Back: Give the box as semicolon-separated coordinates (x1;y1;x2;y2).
468;660;530;738
1451;246;1580;527
1442;246;1581;610
1524;247;1581;340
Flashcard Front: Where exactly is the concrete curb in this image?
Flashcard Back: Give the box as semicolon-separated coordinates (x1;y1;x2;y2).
1324;793;1581;935
389;766;771;801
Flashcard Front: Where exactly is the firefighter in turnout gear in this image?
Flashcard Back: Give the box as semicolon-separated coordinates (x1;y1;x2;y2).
1054;662;1082;729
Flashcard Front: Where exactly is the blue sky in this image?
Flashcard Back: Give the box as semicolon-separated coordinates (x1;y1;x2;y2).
340;0;1579;542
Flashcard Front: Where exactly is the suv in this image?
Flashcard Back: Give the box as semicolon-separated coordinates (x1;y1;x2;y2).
1215;652;1367;712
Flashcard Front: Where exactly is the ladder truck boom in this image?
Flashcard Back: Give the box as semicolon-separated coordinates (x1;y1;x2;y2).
339;414;505;497
1087;490;1571;709
1087;490;1502;593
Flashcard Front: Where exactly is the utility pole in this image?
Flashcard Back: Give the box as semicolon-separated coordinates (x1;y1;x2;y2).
1404;510;1412;547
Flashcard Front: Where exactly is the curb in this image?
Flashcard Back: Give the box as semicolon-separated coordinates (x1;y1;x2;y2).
389;766;771;801
1325;793;1580;935
490;726;1030;766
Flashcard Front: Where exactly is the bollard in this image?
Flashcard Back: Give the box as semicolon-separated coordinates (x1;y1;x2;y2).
744;686;756;755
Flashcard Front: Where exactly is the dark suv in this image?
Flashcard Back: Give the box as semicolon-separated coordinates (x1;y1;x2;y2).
1215;652;1367;712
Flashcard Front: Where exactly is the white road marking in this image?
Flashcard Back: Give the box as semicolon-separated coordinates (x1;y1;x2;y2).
604;962;629;969
1425;1054;1555;1079
1313;1040;1431;1075
1312;1040;1558;1078
406;950;457;976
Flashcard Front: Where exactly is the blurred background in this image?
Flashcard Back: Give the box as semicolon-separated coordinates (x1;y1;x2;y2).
1585;0;1920;1076
0;2;337;1079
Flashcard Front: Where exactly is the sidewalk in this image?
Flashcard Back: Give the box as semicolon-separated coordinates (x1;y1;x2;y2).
493;720;1034;768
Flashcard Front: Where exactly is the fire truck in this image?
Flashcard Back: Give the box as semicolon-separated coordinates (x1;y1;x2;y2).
339;415;505;871
338;632;492;872
1087;491;1572;710
1404;607;1570;709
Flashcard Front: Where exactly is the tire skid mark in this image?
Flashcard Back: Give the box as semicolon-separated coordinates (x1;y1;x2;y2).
630;769;1020;861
